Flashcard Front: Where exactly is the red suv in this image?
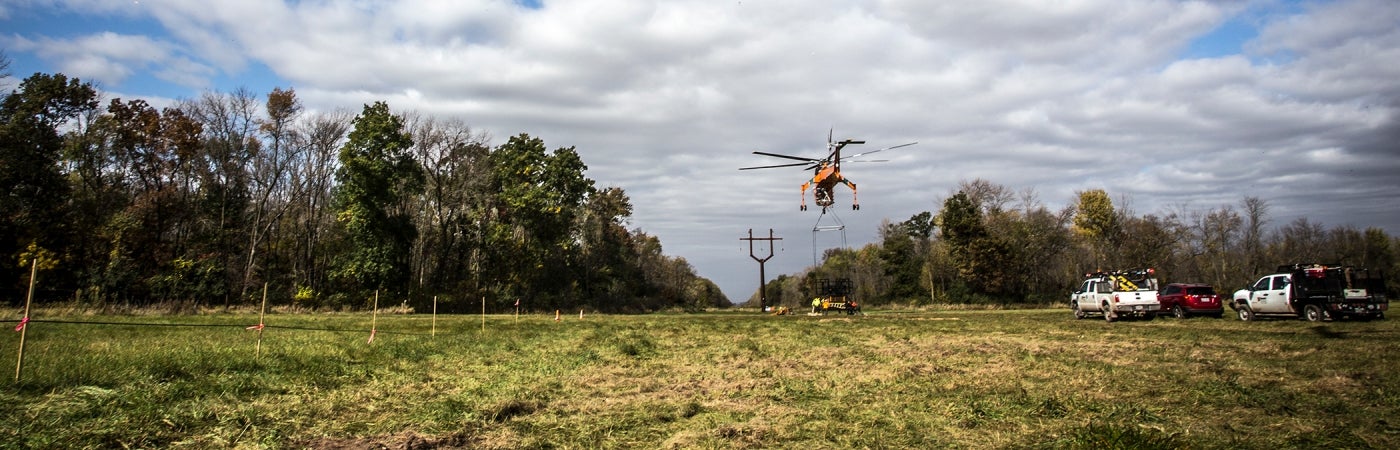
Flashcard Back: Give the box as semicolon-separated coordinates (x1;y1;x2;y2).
1158;283;1224;318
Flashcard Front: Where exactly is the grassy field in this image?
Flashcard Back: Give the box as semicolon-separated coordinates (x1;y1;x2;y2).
1;308;1397;449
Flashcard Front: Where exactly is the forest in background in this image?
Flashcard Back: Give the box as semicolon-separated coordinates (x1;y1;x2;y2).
1;69;726;313
755;178;1398;308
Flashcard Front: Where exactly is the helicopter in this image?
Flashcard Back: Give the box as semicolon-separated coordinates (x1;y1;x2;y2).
740;130;917;211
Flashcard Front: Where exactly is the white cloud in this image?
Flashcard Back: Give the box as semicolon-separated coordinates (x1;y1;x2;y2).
3;31;214;88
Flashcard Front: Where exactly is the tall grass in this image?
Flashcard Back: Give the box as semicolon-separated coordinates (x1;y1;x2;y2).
2;310;1397;448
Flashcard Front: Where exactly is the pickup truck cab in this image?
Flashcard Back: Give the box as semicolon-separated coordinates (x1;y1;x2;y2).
1072;269;1161;322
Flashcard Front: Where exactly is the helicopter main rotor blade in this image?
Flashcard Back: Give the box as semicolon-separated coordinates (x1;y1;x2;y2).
751;151;820;162
845;141;917;159
739;162;812;170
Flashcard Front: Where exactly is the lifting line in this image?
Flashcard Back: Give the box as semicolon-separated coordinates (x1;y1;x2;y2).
811;207;848;265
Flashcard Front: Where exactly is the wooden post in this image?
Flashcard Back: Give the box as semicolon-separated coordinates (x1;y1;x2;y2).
432;295;438;338
13;256;38;384
480;296;485;333
255;283;268;358
368;290;379;344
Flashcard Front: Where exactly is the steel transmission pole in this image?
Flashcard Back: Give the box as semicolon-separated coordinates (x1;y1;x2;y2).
741;229;782;312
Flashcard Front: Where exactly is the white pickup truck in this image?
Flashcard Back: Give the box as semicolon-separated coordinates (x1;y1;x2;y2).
1232;263;1388;321
1072;269;1161;322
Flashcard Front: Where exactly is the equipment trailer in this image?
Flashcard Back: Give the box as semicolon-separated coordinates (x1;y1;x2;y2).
812;278;862;315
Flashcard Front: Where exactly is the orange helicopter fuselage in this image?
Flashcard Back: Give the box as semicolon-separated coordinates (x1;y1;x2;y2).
802;162;854;208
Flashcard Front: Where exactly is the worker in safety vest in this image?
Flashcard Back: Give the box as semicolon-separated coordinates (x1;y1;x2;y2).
811;297;821;313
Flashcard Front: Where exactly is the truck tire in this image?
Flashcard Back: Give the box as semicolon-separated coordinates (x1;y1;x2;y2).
1303;304;1325;322
1073;303;1085;320
1172;305;1187;319
1237;305;1255;321
1103;302;1116;322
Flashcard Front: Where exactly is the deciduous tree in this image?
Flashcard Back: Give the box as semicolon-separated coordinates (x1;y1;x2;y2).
332;102;423;296
0;73;98;290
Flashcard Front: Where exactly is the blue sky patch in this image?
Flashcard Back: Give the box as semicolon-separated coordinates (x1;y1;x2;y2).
1183;15;1258;59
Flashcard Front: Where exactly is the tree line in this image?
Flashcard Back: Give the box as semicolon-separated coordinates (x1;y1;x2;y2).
1;69;728;313
756;179;1398;307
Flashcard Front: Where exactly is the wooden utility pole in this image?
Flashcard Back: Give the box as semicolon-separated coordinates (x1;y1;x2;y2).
741;229;782;312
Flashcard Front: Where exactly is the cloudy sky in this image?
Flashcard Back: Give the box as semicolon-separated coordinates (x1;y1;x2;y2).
4;0;1399;303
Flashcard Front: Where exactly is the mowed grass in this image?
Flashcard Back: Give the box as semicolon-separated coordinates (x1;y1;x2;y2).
2;309;1398;449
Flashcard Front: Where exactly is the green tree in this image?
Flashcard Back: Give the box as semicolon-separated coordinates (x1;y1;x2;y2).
332;102;423;296
484;133;595;308
1361;228;1393;275
1073;189;1118;267
756;274;791;309
879;219;926;303
939;191;1011;300
905;211;935;239
0;73;98;289
685;277;730;311
988;203;1076;302
577;187;639;303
